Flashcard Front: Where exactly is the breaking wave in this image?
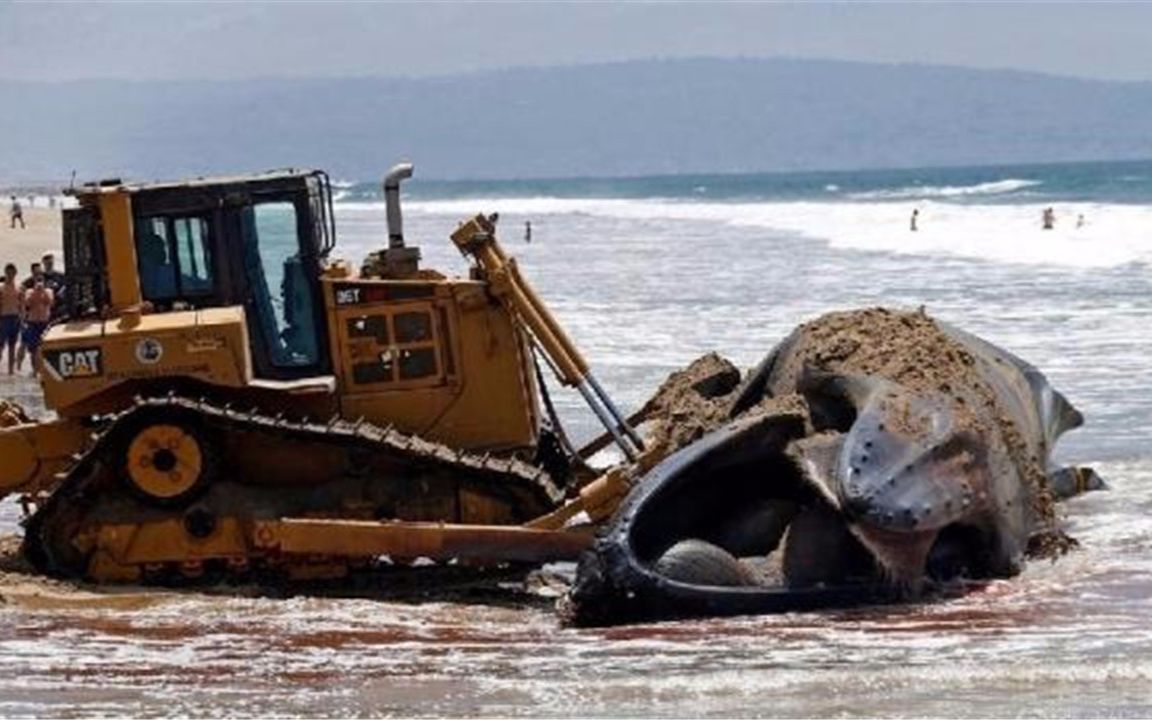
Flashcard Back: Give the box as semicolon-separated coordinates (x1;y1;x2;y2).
348;195;1152;269
848;178;1042;200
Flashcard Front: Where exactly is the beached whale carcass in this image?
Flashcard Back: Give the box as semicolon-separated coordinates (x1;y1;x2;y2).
564;308;1102;626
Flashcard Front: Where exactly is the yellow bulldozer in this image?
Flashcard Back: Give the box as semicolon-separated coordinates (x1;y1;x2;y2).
0;164;650;584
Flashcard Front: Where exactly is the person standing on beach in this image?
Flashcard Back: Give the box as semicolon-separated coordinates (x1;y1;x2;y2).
41;253;63;288
1;264;22;375
16;261;45;372
910;208;919;232
19;270;53;376
9;197;24;229
40;252;66;319
20;261;41;291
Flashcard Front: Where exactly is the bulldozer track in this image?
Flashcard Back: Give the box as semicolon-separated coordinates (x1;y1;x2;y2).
23;395;565;581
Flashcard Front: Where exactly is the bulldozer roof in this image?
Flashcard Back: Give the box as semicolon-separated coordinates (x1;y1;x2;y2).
69;168;323;197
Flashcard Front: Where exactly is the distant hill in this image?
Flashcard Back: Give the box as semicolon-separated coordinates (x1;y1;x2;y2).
3;57;1152;183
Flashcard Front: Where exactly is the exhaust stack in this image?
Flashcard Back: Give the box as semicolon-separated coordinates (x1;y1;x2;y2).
384;162;414;249
367;162;421;278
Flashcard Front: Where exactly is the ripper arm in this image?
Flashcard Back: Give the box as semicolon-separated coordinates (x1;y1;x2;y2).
451;215;644;462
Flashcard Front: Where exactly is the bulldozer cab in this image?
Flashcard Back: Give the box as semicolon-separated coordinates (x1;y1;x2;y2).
63;170;335;380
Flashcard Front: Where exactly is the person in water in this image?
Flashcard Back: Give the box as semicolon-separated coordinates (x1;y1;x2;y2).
910;208;919;232
1042;207;1055;230
525;220;533;243
1;264;22;375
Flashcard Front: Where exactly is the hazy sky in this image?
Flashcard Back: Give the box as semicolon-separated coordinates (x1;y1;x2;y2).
2;2;1151;83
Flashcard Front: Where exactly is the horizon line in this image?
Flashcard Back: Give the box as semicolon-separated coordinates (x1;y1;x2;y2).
4;54;1151;88
5;156;1152;192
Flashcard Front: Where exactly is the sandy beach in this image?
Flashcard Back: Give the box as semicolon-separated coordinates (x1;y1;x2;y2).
0;207;63;273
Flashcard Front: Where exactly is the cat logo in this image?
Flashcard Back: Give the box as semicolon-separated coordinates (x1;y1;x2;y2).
44;347;103;381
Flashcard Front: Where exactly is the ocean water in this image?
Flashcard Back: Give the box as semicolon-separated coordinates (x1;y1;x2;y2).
342;159;1152;458
1;159;1150;716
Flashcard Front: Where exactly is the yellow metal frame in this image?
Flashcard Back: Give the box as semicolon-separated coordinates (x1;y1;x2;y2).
0;420;92;496
324;277;540;452
97;190;143;314
39;307;253;417
81;515;591;582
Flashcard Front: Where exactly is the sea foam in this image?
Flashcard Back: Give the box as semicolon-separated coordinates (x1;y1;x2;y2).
847;178;1042;200
378;196;1152;269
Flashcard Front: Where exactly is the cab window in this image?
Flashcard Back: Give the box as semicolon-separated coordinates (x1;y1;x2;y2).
174;217;212;293
136;215;214;300
243;201;321;369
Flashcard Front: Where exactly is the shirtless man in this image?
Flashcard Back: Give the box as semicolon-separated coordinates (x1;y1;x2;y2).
19;270;54;376
1;264;22;375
